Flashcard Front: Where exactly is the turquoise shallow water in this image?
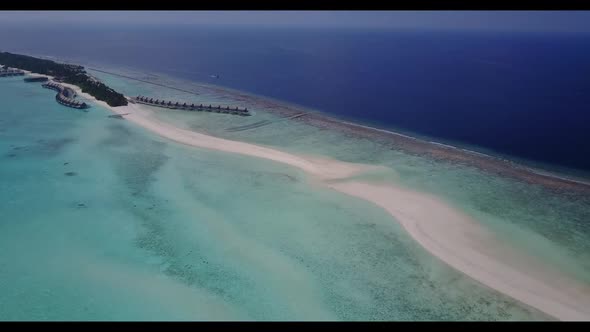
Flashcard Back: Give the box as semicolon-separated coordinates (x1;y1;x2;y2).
91;66;590;285
1;69;587;320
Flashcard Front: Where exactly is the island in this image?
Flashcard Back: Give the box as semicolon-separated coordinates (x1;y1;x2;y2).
0;52;127;107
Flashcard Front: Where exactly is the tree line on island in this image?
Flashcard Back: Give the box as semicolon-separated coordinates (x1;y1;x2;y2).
0;52;128;107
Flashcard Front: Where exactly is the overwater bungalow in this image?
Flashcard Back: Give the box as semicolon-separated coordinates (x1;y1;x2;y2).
55;93;89;109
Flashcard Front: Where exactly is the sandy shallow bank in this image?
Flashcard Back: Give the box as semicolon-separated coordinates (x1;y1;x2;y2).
22;72;590;320
328;181;590;321
112;103;590;321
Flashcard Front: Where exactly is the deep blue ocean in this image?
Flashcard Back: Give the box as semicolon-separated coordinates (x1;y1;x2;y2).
2;23;589;173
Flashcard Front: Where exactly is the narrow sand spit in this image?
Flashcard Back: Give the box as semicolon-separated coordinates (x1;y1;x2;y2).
328;182;590;321
43;78;590;320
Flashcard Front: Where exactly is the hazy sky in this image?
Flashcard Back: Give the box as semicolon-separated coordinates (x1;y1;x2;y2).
1;11;590;33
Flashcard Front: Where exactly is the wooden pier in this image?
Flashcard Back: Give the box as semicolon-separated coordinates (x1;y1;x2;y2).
225;112;307;132
133;96;251;116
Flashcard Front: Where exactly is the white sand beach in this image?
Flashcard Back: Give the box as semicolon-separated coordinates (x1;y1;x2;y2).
34;75;590;321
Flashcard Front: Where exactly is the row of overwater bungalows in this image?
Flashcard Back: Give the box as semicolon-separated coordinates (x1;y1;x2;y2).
0;68;25;77
42;81;89;109
134;96;251;116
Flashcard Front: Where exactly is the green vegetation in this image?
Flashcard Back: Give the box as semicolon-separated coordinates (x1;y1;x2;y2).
0;52;128;107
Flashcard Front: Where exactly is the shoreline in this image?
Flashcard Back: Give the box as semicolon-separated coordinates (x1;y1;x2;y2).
83;64;590;193
244;96;590;194
14;55;590;192
16;71;590;320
